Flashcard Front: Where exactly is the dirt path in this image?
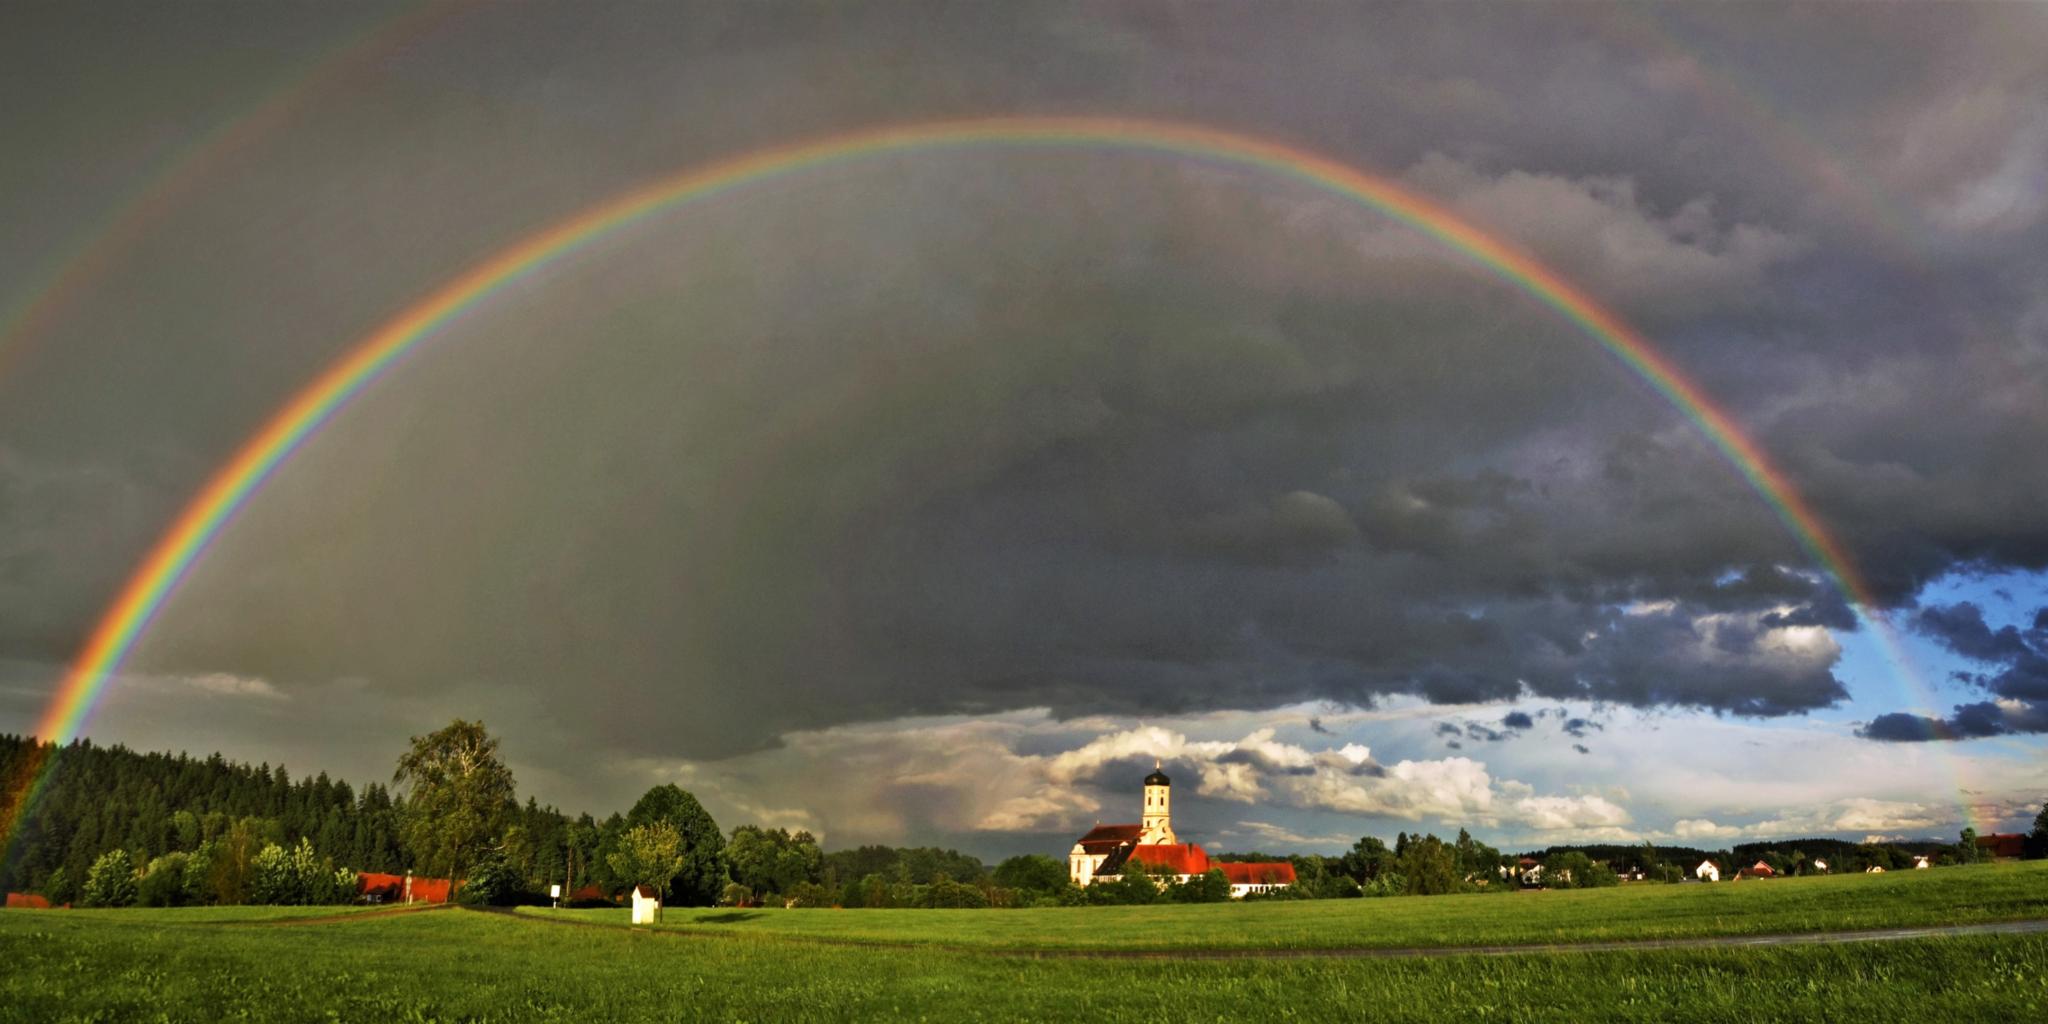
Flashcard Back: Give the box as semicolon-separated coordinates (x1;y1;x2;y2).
474;907;2048;960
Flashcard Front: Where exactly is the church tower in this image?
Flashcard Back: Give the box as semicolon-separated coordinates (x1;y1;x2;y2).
1140;760;1177;844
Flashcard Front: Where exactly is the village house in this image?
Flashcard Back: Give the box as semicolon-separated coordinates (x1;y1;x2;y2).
1067;763;1295;898
1694;860;1721;882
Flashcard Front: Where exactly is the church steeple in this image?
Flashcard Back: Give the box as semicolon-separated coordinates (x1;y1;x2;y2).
1140;759;1176;844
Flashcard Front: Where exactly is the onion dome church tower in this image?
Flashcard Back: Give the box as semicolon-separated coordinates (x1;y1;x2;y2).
1140;760;1177;844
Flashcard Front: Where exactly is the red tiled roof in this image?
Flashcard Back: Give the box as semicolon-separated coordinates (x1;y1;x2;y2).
1128;843;1210;876
356;872;454;903
1076;823;1144;853
1749;861;1774;875
1219;861;1296;886
633;884;659;899
569;885;612;902
5;892;51;909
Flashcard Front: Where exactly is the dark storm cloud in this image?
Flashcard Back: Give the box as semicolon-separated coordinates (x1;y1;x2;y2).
1863;602;2048;741
2;1;2045;814
1501;711;1534;731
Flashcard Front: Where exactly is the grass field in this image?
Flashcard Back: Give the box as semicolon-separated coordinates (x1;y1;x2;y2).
2;863;2045;1022
531;859;2048;951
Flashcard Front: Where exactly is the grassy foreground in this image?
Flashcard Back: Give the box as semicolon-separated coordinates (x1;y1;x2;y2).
2;903;2046;1023
530;860;2048;952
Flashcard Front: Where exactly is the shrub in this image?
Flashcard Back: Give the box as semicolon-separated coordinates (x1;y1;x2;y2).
1168;869;1232;903
83;850;138;907
248;838;354;905
40;866;74;906
461;855;530;907
1361;870;1407;897
137;853;190;907
181;845;216;905
722;882;755;907
783;881;836;908
925;877;988;909
1089;866;1161;905
248;843;295;905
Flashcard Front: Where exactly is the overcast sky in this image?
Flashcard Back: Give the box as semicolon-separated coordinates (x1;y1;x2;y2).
3;1;2046;858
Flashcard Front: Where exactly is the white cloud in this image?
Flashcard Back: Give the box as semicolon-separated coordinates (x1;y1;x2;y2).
177;672;287;700
1672;818;1743;841
575;698;2047;855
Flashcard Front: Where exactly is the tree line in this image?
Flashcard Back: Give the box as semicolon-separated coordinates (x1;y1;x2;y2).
8;726;2043;909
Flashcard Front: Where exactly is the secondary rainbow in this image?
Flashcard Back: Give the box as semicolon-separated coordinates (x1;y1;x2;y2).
0;2;469;384
16;116;1972;846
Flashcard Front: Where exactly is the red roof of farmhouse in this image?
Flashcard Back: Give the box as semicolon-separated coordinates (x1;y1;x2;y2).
1075;823;1145;854
356;871;454;903
1219;861;1296;886
1128;843;1211;876
1212;864;1294;888
5;892;51;909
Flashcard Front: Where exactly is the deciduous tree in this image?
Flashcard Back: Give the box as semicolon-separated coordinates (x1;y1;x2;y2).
621;785;726;906
391;720;515;885
607;822;688;908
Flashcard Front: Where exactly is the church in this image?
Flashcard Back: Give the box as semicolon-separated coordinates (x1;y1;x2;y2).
1067;763;1296;898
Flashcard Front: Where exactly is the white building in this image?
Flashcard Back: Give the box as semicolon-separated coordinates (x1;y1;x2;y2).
1694;860;1721;882
630;884;661;924
1066;763;1294;897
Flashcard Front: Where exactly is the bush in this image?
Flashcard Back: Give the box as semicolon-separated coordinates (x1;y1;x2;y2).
1361;870;1407;897
248;838;355;905
40;866;74;906
83;850;138;907
1168;869;1233;903
924;876;988;909
721;882;755;907
181;845;215;905
461;855;531;907
1089;867;1161;905
783;881;836;908
137;853;190;907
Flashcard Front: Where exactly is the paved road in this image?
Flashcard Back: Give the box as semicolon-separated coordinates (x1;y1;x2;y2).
473;907;2048;960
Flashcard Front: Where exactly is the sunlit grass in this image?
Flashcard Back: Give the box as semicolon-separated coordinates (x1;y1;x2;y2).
526;859;2048;951
1;898;2044;1022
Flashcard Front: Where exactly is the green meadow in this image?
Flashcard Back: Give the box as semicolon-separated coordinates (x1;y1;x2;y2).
530;859;2048;952
2;863;2044;1022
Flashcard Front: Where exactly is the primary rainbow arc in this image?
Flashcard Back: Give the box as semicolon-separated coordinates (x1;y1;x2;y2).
16;115;1972;852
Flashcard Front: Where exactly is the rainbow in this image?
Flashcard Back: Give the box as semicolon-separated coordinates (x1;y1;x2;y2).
10;116;1977;852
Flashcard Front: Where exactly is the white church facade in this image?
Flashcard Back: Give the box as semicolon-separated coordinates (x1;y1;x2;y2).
1067;763;1295;898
